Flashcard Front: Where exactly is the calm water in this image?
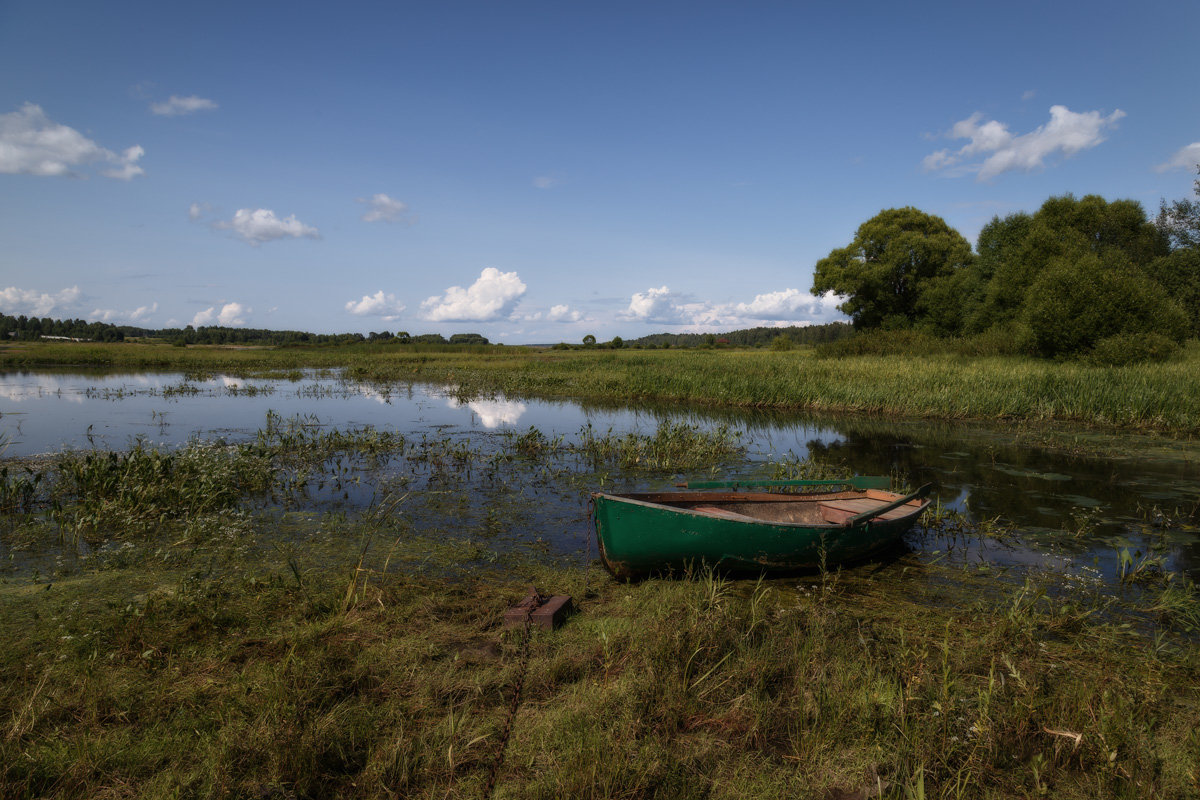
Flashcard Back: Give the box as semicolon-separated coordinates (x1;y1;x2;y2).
2;368;1197;581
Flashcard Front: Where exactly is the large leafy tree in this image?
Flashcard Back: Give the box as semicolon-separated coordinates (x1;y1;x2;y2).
811;207;973;330
976;194;1169;328
965;212;1033;331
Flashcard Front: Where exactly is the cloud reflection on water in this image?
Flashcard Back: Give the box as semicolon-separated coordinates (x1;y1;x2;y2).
445;396;527;428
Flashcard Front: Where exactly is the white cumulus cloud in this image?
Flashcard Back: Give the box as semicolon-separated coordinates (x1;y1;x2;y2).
624;285;846;329
923;105;1125;181
546;304;583;322
734;289;843;320
150;95;218;116
420;268;527;322
217;208;320;245
0;285;82;317
100;145;145;180
625;286;692;324
90;302;158;323
0;103;145;179
193;302;249;327
358;193;413;223
1155;142;1200;173
345;290;405;320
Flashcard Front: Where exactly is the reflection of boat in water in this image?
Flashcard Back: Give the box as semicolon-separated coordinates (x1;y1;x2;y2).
592;479;932;580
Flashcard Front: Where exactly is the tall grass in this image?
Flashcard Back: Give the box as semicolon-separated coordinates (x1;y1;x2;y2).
1;554;1196;798
352;347;1200;433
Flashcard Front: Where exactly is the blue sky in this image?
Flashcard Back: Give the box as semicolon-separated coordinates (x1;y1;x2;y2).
2;0;1197;343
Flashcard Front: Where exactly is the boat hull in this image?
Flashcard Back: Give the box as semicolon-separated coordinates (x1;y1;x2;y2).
592;489;929;579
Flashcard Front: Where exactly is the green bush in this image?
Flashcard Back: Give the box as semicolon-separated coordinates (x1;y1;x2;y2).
1089;333;1179;366
1144;248;1200;337
1022;255;1189;359
953;323;1032;357
815;328;949;358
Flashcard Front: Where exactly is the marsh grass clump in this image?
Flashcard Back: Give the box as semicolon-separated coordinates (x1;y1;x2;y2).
579;421;744;470
252;410;407;466
505;426;564;459
1148;576;1200;632
768;451;853;483
160;379;201;398
54;440;272;535
0;464;44;516
9;413;415;543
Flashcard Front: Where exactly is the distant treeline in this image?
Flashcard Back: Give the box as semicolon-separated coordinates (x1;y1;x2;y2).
1;314;127;342
628;322;853;348
0;314;492;347
2;308;849;351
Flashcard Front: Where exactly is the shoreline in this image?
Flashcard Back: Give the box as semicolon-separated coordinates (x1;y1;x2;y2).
5;340;1200;435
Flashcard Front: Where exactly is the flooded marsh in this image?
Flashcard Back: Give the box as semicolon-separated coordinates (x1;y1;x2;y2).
2;367;1199;798
2;368;1197;584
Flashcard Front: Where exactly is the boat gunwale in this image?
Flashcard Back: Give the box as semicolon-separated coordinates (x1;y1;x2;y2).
590;489;930;530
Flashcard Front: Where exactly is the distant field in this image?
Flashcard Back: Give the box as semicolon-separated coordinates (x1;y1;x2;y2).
5;340;1200;433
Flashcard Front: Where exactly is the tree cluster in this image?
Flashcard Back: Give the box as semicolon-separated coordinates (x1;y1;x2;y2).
0;314;125;342
812;176;1200;362
0;315;500;349
159;326;365;346
627;322;853;349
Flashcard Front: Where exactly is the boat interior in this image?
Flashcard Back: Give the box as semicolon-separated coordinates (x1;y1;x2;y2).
611;489;925;526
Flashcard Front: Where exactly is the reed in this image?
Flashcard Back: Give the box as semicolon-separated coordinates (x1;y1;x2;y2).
577;421;744;470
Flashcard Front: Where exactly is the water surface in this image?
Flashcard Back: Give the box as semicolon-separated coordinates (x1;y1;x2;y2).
2;368;1197;582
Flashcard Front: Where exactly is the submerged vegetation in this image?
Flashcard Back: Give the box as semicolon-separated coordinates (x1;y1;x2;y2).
1;411;1198;797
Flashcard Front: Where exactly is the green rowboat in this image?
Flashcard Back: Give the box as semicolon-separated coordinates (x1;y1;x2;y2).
592;479;932;580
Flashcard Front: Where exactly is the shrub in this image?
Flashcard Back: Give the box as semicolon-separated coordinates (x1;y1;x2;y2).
815;328;948;358
1022;255;1189;359
1144;248;1200;337
769;334;793;351
953;323;1032;357
1089;333;1179;366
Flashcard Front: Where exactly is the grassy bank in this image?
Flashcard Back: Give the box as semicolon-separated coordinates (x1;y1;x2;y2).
5;340;1200;433
3;533;1198;798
